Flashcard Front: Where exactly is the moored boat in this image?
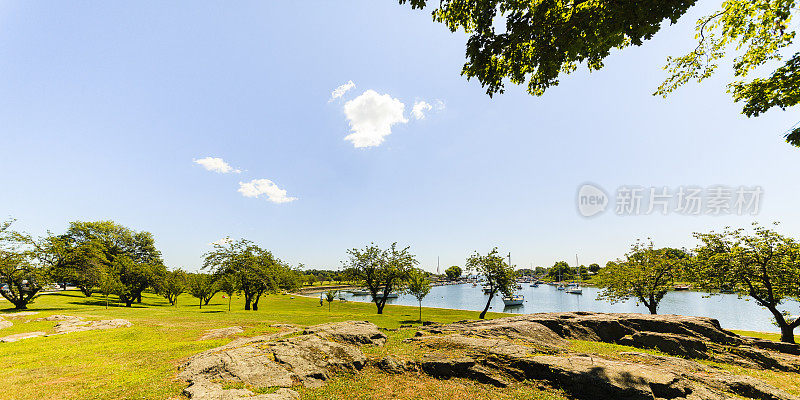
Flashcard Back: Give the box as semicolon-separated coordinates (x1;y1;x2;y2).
502;294;524;306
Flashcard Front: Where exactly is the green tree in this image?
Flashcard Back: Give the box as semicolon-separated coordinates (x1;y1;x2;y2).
35;233;106;297
407;268;431;322
343;243;417;315
0;219;48;310
203;238;295;311
547;261;575;281
596;240;689;315
187;273;219;309
588;263;601;274
444;265;462;281
97;269;121;309
217;274;238;311
43;221;166;307
159;269;187;306
325;289;337;311
691;223;800;343
466;248;517;319
400;0;799;146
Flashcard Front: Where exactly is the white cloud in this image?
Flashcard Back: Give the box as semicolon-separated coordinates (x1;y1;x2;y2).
411;101;433;120
343;90;408;148
238;179;297;204
434;99;446;111
329;80;355;102
194;157;241;174
209;237;232;246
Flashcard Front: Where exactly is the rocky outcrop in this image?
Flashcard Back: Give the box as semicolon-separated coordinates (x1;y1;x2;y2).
178;321;384;400
200;326;245;340
408;312;800;400
0;315;131;343
34;315;132;335
0;331;47;343
0;317;11;330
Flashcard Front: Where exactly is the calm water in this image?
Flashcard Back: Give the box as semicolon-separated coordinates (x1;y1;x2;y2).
319;283;800;333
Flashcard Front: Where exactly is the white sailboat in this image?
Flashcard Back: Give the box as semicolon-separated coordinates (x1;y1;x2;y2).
502;294;524;306
566;254;583;294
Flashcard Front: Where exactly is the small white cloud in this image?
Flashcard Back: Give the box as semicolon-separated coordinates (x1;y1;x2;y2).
343;90;408;148
238;179;297;204
411;101;433;120
194;157;241;174
434;99;446;111
329;80;355;102
209;237;232;246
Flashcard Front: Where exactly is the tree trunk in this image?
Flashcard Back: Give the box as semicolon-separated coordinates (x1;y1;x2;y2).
480;291;494;319
419;301;422;323
780;324;795;344
199;298;202;309
766;304;796;343
228;296;231;311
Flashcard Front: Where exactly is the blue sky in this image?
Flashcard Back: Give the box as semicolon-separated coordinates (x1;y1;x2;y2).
1;1;797;272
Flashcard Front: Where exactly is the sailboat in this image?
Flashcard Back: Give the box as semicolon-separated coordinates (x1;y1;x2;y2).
502;294;524;306
557;268;565;290
565;254;583;294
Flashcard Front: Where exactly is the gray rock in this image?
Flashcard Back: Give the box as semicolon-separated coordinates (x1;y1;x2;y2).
618;331;708;359
199;326;245;340
302;320;387;346
0;331;46;343
0;317;11;330
376;356;406;374
179;321;383;399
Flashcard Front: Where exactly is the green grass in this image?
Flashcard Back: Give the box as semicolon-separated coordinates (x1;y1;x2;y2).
731;330;781;342
0;290;507;400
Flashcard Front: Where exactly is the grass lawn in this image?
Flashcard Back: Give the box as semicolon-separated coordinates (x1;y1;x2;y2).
0;290;512;400
1;291;795;400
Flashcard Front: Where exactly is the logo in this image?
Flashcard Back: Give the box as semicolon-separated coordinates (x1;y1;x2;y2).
577;184;608;217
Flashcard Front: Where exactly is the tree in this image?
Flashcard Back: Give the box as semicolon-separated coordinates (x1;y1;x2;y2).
305;274;317;286
204;238;297;311
97;270;121;309
159;269;187;306
547;261;575;281
466;248;517;319
35;234;106;297
596;240;689;315
111;256;165;307
0;220;48;310
343;243;417;315
187;273;219;309
325;289;337;311
407;268;431;322
691;223;800;343
217;274;238;311
588;263;601;274
44;221;166;307
444;265;462;281
400;0;799;146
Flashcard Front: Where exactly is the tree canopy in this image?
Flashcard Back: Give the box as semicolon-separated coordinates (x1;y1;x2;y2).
0;219;48;309
400;0;800;146
444;265;462;280
691;223;800;343
343;242;418;314
466;248;517;319
596;241;689;314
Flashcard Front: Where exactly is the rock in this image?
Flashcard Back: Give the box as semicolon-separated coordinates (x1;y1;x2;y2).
36;315;83;322
618;331;708;359
0;331;46;343
179;321;383;399
409;313;799;400
0;317;11;330
302;320;387;346
183;378;299;400
5;311;38;318
199;326;245;340
376;356;406;374
50;318;132;335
